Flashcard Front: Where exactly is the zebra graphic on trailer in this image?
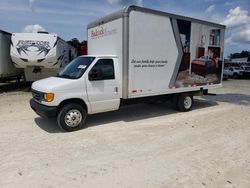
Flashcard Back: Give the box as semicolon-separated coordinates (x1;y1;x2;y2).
10;32;77;81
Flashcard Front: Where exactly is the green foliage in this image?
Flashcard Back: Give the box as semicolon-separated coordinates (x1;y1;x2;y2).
229;51;250;59
67;38;80;48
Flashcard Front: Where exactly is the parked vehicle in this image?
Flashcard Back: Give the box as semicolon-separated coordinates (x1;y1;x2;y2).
240;65;250;78
78;41;87;56
222;71;229;80
223;66;243;79
10;32;77;81
30;5;225;131
0;29;23;82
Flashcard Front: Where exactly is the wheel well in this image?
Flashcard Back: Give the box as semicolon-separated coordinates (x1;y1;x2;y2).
58;98;88;113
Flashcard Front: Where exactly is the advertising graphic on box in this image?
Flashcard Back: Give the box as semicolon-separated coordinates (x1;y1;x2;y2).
173;20;223;88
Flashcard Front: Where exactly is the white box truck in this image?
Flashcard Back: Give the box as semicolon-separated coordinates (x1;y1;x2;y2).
11;32;77;81
0;30;23;82
30;6;225;131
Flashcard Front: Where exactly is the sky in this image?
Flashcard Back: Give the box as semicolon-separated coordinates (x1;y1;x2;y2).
0;0;249;57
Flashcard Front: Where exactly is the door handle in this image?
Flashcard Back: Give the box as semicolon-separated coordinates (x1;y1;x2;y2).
114;87;118;93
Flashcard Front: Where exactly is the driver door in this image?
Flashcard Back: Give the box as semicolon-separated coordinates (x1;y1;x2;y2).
85;58;120;114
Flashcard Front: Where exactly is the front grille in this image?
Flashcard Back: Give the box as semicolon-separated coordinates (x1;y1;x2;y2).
32;90;42;102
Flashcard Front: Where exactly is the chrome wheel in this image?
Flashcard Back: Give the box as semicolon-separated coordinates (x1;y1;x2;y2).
183;96;192;109
64;109;82;127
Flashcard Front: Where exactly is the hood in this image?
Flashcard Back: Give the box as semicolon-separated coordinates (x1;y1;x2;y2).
32;76;79;92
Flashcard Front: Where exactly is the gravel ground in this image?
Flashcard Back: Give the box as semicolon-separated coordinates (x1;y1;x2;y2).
0;79;249;188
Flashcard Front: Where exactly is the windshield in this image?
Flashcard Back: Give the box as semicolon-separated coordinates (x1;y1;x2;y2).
57;57;95;79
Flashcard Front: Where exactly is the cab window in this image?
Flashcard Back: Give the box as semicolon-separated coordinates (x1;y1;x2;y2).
89;59;115;81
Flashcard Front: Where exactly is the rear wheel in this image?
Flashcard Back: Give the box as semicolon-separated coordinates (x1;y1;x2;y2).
57;103;87;131
176;93;193;112
233;73;238;79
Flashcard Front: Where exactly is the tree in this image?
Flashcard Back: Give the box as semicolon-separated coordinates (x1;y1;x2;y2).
67;38;80;49
229;50;250;59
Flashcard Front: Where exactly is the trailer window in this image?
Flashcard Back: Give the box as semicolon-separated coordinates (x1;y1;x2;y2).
89;59;115;80
57;57;95;79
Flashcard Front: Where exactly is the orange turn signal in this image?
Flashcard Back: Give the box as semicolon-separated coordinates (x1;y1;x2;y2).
44;93;54;102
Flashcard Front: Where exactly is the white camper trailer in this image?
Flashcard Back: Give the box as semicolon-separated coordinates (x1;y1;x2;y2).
30;6;225;131
0;30;23;81
10;32;77;81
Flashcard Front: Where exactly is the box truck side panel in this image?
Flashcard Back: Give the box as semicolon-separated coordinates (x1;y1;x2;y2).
87;6;225;99
172;21;225;88
87;18;123;58
128;11;179;98
88;18;123;78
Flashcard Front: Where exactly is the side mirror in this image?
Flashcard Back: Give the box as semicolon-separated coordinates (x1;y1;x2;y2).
89;69;103;81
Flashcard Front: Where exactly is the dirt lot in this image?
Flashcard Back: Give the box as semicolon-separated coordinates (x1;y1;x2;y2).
0;79;250;188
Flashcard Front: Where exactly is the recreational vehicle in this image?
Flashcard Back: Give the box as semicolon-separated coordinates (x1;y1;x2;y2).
11;32;77;81
0;30;23;82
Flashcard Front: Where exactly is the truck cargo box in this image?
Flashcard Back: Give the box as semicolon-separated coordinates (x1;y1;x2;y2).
87;6;225;99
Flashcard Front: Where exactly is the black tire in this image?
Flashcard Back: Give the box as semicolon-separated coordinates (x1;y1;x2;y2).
171;95;178;110
233;73;238;79
57;103;87;132
176;93;193;112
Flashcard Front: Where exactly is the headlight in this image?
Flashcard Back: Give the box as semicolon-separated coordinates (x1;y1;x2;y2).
44;93;54;102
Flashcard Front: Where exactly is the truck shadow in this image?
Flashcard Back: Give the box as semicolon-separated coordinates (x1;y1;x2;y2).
34;93;250;133
86;99;218;128
34;99;218;133
34;117;61;133
0;81;31;93
202;93;250;106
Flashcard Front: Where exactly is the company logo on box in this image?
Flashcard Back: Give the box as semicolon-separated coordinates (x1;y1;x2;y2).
90;27;117;39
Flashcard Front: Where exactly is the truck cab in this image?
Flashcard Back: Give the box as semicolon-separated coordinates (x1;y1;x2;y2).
30;55;121;131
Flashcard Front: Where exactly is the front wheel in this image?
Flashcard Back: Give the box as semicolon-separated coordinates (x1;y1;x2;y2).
176;93;193;112
57;103;87;131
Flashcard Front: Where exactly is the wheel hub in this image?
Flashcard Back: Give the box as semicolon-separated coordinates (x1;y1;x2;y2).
184;96;192;109
64;109;82;127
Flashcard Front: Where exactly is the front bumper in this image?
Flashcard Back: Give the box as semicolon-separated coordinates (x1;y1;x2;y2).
30;99;58;118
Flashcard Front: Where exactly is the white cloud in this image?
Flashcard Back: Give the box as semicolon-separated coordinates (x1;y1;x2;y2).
222;7;250;46
22;24;46;33
205;4;215;13
227;25;250;44
107;0;143;6
221;6;250;28
238;26;250;42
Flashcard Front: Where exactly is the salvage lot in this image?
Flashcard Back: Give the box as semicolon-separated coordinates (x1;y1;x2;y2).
0;79;250;188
